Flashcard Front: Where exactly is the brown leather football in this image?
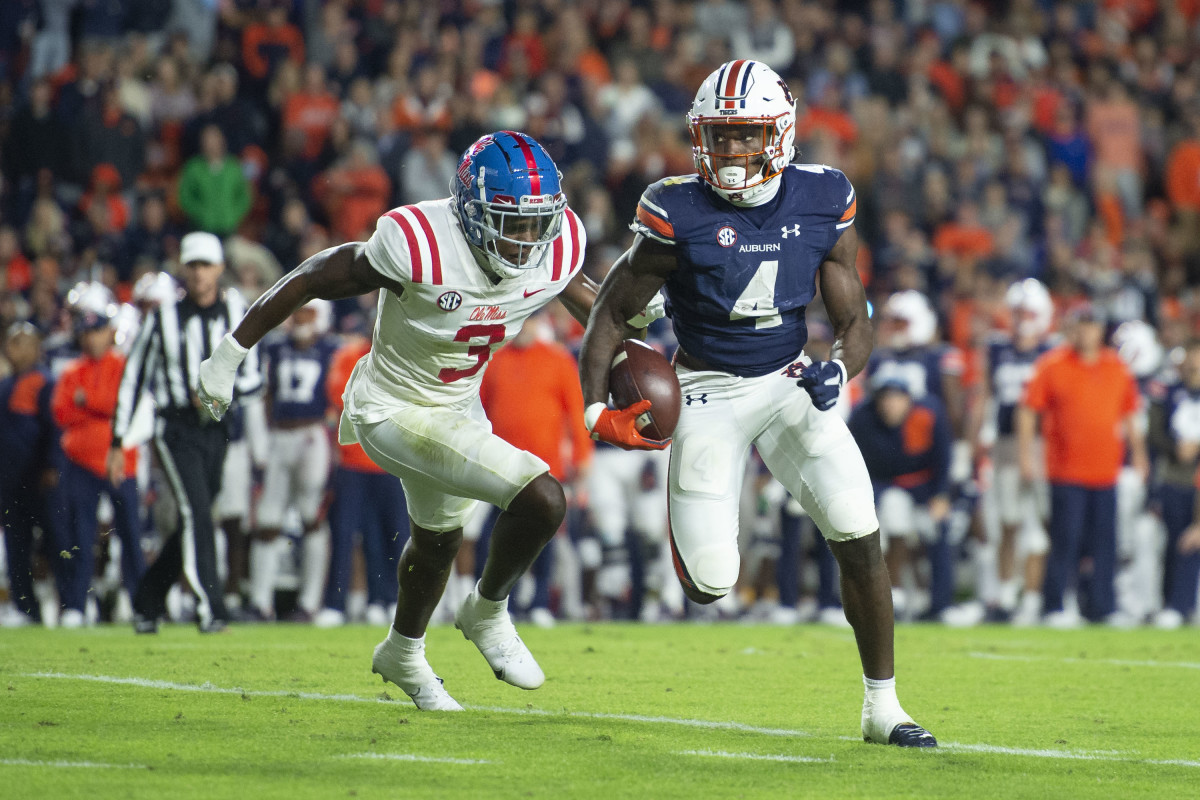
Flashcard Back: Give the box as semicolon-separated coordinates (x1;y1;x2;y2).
608;339;682;440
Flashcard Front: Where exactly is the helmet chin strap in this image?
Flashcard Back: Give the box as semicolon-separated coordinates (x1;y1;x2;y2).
716;171;783;208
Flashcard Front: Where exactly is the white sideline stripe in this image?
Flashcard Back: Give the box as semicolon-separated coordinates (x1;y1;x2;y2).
0;758;145;769
469;705;809;737
22;674;811;737
942;743;1200;769
969;652;1200;671
678;749;834;764
340;753;491;765
22;673;1200;769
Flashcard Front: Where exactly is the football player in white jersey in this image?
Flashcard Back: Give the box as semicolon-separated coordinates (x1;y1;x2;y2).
579;60;936;747
196;132;659;711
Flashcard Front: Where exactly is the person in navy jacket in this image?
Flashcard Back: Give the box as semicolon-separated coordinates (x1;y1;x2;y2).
849;375;953;621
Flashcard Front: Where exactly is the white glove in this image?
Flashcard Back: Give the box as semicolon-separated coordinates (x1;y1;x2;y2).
596;562;632;600
626;290;666;329
198;333;249;421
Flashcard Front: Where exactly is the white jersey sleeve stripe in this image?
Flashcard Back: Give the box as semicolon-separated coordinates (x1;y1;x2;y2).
566;209;585;276
386;209;424;284
408;206;444;285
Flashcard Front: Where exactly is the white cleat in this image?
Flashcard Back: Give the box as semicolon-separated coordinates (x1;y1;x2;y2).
454;590;545;690
371;639;463;711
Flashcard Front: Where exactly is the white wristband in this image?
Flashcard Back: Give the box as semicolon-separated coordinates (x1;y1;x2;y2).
832;358;848;386
584;402;607;433
212;332;250;371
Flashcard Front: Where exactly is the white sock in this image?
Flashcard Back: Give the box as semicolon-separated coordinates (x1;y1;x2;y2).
862;675;908;725
250;539;282;615
299;525;330;613
385;626;425;656
999;579;1020;611
474;580;508;609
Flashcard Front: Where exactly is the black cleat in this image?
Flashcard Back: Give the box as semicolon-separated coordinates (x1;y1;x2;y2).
888;723;938;748
133;614;159;634
198;618;228;634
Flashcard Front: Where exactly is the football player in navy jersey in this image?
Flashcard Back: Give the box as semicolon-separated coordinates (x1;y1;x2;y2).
579;60;936;747
1148;339;1200;628
251;299;339;621
974;278;1056;624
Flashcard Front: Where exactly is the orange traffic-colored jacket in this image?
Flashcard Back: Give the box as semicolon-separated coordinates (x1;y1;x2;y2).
1022;345;1139;488
52;350;138;479
327;337;383;474
480;338;592;481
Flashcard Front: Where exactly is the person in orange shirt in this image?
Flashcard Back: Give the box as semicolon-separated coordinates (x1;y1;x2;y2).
475;311;593;626
1017;303;1147;627
313;332;410;628
282;64;340;162
50;284;144;628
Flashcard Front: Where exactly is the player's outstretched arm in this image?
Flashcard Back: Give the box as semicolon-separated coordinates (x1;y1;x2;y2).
817;224;872;380
579;234;674;408
199;242;401;420
557;270;600;327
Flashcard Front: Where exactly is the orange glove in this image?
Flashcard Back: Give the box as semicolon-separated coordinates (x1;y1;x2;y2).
585;400;671;451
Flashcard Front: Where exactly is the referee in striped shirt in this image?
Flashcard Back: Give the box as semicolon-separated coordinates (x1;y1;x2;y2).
108;232;262;633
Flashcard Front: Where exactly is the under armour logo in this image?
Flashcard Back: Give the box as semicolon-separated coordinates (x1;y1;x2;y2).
781;224;802;238
684;394;708;405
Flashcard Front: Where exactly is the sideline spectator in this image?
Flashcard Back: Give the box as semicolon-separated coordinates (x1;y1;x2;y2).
177;125;252;236
1017;304;1147;627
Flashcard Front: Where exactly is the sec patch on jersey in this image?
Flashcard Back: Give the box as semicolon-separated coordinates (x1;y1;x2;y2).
609;339;681;440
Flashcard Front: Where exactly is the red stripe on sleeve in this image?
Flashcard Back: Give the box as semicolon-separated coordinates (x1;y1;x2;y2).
385;209;422;283
551;227;565;281
409;207;442;285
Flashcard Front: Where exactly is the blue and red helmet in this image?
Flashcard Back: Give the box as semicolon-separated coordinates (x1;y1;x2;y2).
451;131;567;279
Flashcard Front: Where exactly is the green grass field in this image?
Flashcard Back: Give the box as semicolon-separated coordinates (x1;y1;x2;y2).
2;620;1197;799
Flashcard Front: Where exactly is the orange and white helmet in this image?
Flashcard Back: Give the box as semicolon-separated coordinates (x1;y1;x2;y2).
1005;278;1054;339
687;59;796;206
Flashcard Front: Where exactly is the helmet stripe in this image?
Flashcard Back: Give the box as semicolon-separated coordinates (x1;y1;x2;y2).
738;61;754;107
409;206;442;285
722;59;746;109
385;209;423;284
506;131;542;195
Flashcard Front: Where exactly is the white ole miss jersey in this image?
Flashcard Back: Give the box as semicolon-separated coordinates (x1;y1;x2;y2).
341;198;586;424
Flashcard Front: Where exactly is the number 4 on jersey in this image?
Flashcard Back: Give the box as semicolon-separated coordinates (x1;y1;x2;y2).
730;259;782;329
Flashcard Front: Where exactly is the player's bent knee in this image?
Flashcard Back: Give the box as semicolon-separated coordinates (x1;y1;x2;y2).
820;489;880;544
679;544;740;600
508;472;566;528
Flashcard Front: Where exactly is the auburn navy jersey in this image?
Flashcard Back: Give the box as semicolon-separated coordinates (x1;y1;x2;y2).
867;344;964;404
632;165;857;377
987;336;1053;436
264;337;339;423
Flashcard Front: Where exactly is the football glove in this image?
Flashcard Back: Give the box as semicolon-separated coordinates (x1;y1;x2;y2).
795;359;847;412
585;400;670;451
626;291;666;329
197;333;249;421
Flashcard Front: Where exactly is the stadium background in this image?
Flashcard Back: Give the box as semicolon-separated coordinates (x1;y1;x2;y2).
2;0;1200;628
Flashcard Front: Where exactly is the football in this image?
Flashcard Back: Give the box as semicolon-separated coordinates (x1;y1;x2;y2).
608;339;682;440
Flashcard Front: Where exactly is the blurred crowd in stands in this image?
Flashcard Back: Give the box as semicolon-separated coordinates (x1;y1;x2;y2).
3;0;1200;630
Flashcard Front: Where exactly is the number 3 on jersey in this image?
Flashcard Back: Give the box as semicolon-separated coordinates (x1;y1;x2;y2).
438;323;506;383
730;259;781;329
